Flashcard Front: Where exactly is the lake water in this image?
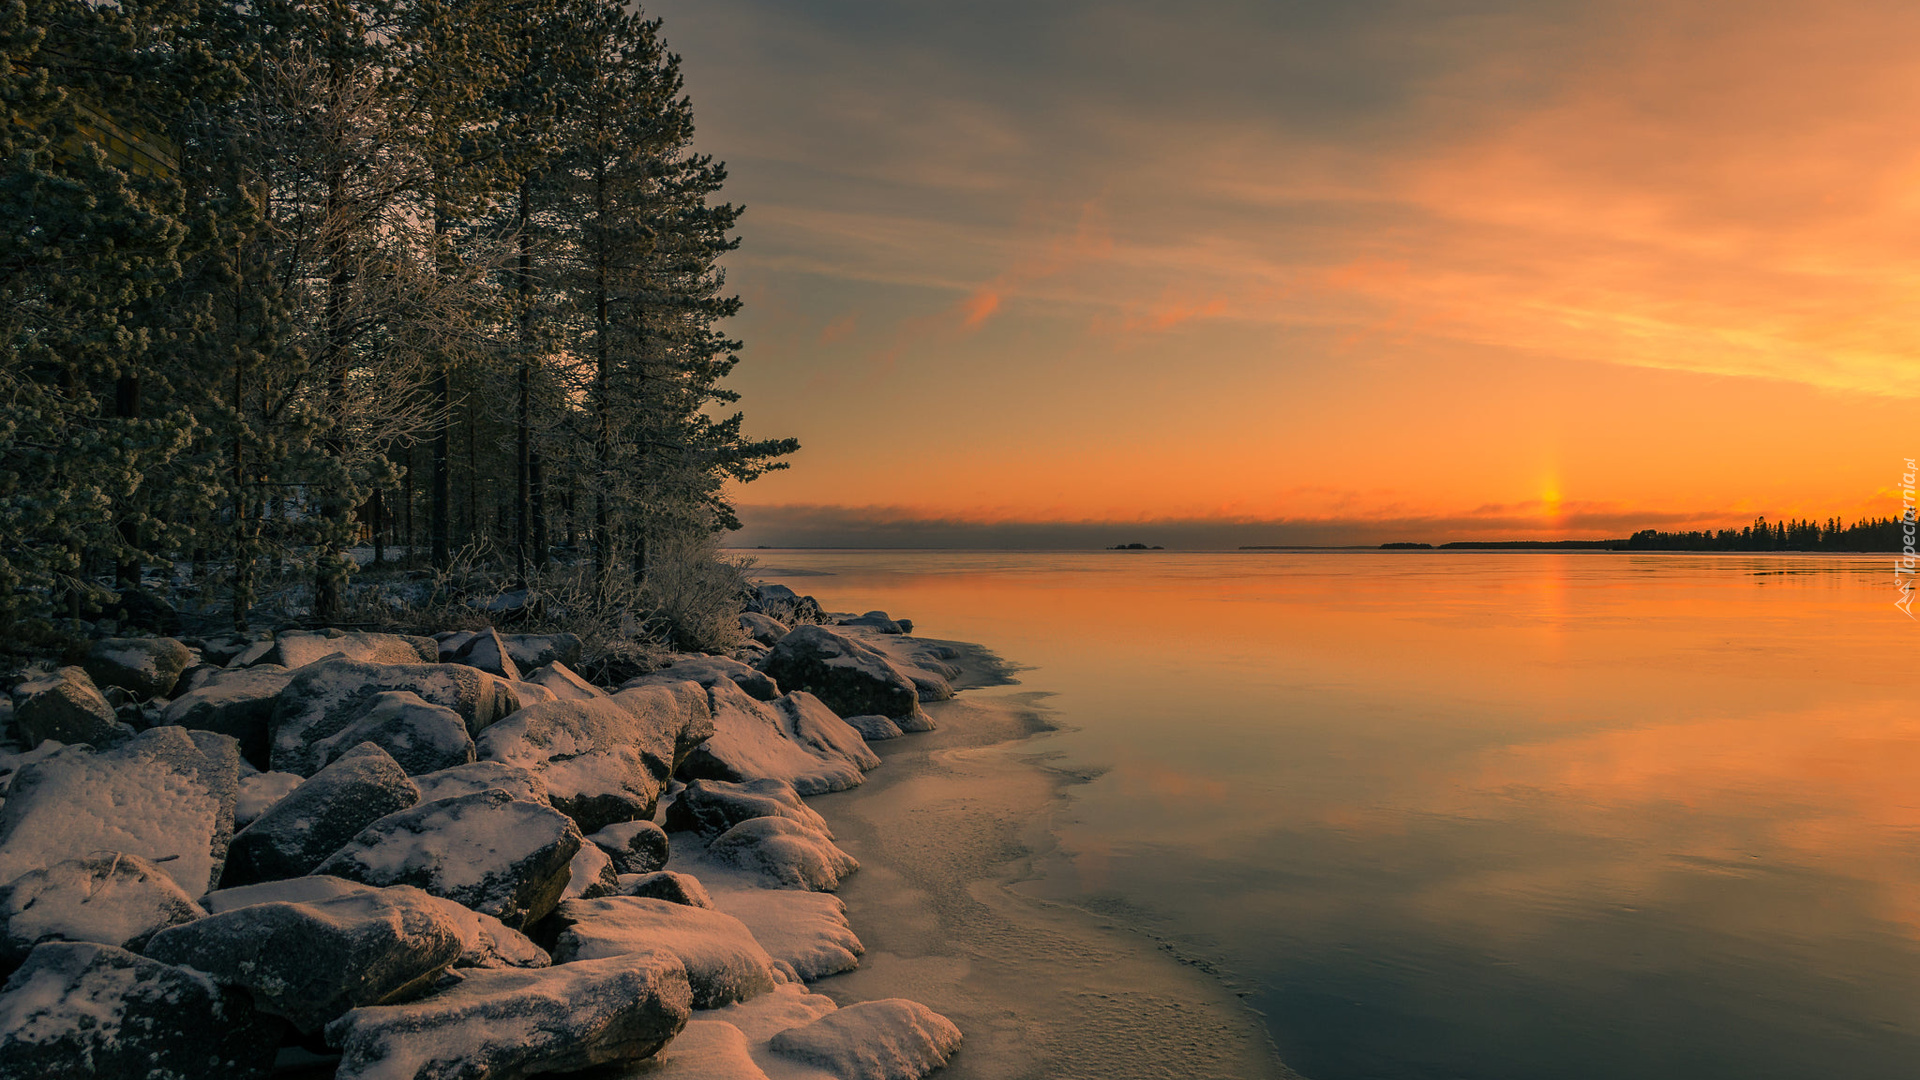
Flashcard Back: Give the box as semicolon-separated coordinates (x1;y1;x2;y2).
747;550;1920;1080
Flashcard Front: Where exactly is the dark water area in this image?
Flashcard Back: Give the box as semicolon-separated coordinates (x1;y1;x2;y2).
746;550;1920;1080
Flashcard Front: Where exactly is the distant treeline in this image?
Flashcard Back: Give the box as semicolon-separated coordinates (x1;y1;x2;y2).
1623;516;1910;552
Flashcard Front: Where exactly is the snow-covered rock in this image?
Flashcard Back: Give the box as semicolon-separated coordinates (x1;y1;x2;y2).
313;789;583;929
10;667;131;750
837;610;907;635
761;625;926;725
564;840;619;900
477;690;706;833
451;628;520;681
591;819;670;875
261;629;438;670
666;776;833;839
0;726;239;896
0;942;281;1080
525;661;606;702
201;877;549;971
161;664;293;767
843;714;905;741
617;871;715;909
146;884;464;1033
641;1019;773;1080
768;999;962;1080
748;584;824;624
608;679;719;777
627;654;781;702
307;690;476;776
235;770;303;826
0;853;205;970
84;636;193;699
710;887;863;982
269;659;520;776
221;742;420;887
679;682;879;796
706;818;858;893
412;761;550;806
325;951;692;1080
549;896;781;1010
503;633;583;672
738;612;791;647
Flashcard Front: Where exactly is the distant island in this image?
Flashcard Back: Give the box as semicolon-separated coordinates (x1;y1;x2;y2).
1110;543;1165;550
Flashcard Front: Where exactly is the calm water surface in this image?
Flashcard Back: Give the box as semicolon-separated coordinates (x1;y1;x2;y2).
746;550;1919;1080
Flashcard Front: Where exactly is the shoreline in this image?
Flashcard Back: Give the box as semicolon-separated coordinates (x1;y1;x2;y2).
811;634;1299;1080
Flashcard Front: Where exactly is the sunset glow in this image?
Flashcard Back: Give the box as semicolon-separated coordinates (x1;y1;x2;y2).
649;0;1920;545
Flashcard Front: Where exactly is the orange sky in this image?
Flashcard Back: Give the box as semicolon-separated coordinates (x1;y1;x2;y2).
653;0;1920;545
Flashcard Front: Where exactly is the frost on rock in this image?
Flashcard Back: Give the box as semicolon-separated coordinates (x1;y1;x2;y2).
678;682;877;797
261;630;438;670
738;611;790;648
201;877;548;971
641;1018;775;1080
412;761;550;806
270;659;519;777
313;789;583;929
842;714;905;741
164;665;294;768
549;896;780;1010
0;726;239;896
761;626;928;727
326;951;692;1080
0;853;206;971
84;637;193;699
235;770;303;827
501;633;584;672
476;691;706;834
616;871;715;910
709;887;863;982
144;884;464;1033
564;839;619;899
0;942;282;1080
451;628;521;681
626;654;781;703
11;666;131;750
666;776;832;839
768;999;963;1080
608;680;718;775
525;661;606;702
307;691;477;776
591;819;670;875
221;742;420;887
706;817;858;893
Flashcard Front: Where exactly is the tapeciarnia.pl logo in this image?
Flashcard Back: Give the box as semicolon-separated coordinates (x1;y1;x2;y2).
1897;457;1916;618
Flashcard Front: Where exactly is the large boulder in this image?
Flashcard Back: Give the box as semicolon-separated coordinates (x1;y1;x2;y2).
160;664;294;768
260;629;438;670
235;770;303;826
710;887;863;982
524;661;606;702
844;714;905;741
313;790;584;929
10;666;131;749
563;841;619;900
0;942;282;1080
679;682;878;796
665;776;831;838
221;743;420;887
307;690;476;776
203;877;549;971
146;884;464;1033
609;680;718;777
0;853;205;971
412;761;550;806
738;611;790;647
590;819;670;875
476;687;709;834
84;636;193;699
503;633;584;671
269;659;520;776
762;625;928;725
707;817;858;893
326;951;692;1080
837;610;907;634
549;896;780;1010
0;726;239;896
626;654;780;702
451;628;521;681
748;583;823;623
768;999;963;1080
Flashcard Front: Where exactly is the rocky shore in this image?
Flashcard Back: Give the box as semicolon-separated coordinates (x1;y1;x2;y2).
0;585;973;1080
